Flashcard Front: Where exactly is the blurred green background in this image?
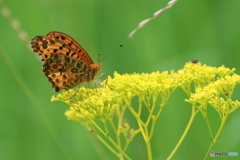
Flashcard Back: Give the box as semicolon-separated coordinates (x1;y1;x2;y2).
0;0;240;159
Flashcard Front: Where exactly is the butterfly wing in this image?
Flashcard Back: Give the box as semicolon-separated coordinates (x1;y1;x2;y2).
31;31;94;64
43;54;93;92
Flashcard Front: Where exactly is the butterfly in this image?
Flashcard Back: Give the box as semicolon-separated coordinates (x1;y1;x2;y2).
31;31;102;92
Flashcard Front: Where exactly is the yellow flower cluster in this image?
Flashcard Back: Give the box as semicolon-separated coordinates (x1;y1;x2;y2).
186;74;240;116
176;62;235;93
52;61;239;121
106;71;180;103
52;88;121;121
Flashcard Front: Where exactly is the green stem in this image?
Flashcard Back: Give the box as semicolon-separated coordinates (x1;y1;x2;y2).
91;120;131;160
146;137;152;160
167;106;199;160
127;97;153;160
127;105;147;139
203;115;229;160
94;133;121;158
145;95;157;126
200;109;213;143
148;100;165;140
116;105;125;151
149;116;156;140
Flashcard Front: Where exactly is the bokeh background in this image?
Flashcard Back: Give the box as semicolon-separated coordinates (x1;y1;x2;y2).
0;0;240;159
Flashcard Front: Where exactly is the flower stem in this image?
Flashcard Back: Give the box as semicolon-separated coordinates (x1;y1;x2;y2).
167;106;199;160
204;115;229;160
91;120;131;160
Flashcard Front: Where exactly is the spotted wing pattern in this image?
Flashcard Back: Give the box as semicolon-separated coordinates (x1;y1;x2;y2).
31;32;102;92
31;31;94;64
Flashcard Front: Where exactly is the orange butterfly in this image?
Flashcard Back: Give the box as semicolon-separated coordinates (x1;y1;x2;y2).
31;32;102;92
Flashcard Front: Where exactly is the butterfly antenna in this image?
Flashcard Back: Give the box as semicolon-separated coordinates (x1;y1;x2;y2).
100;45;123;62
98;53;101;63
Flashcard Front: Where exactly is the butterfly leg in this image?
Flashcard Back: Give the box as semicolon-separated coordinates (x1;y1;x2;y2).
94;73;114;90
93;80;98;92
